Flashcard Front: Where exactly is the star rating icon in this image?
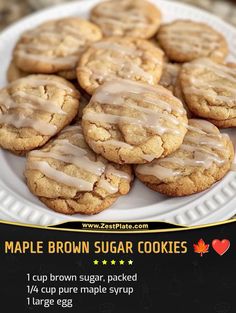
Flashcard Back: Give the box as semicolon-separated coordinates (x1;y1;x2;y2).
93;259;134;265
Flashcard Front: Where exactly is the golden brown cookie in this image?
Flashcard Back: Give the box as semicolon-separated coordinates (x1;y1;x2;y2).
157;20;228;63
25;124;133;215
0;75;80;155
13;18;102;74
180;58;236;126
135;119;234;196
82;79;188;164
77;37;164;95
90;0;161;38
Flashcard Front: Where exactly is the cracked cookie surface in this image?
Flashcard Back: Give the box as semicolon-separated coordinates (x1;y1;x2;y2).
157;20;228;63
77;37;164;95
180;58;236;126
0;74;80;154
90;0;161;38
25;124;133;215
13;18;102;75
135;119;234;196
82;79;188;164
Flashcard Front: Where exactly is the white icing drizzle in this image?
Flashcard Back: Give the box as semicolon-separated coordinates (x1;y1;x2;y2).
105;164;131;180
101;98;179;125
93;17;147;29
82;38;162;85
93;42;140;56
137;164;181;180
28;125;131;193
92;41;161;64
97;179;118;194
27;161;94;190
83;80;185;136
97;164;131;194
24;24;89;43
86;54;155;84
30;148;105;177
0;77;76;134
160;22;221;54
0;113;57;135
136;119;229;180
15;50;79;67
19;42;82;54
10;78;75;94
92;0;149;34
83;112;180;136
17;21;96;67
8;91;66;114
93;79;184;114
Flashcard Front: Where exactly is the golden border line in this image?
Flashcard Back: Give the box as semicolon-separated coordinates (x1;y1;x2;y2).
0;218;235;233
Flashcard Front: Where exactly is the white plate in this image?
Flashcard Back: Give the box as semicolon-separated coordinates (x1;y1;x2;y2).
0;0;236;227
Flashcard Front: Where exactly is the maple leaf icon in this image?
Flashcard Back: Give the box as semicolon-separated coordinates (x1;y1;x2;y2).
193;239;209;257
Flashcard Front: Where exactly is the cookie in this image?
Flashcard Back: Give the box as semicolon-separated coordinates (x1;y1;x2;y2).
135;119;234;196
159;62;181;93
7;60;77;83
25;124;133;215
90;0;161;38
0;75;80;155
157;20;228;63
77;37;164;95
13;18;102;74
82;79;188;164
180;58;236;126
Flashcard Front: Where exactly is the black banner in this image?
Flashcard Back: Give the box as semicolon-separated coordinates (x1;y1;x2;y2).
50;220;184;231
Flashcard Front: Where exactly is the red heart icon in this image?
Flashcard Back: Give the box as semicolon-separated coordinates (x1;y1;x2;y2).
212;239;230;256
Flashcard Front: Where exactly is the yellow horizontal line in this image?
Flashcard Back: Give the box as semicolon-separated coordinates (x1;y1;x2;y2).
0;217;235;233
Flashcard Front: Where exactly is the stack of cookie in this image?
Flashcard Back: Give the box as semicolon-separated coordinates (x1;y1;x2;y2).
0;0;235;215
